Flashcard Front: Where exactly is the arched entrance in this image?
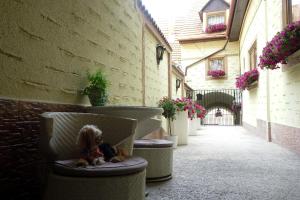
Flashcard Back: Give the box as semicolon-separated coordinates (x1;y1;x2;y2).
192;89;242;126
204;107;235;125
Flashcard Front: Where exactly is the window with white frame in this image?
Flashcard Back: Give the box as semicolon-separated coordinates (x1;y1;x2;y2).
291;0;300;22
283;0;300;24
207;15;225;26
209;58;224;71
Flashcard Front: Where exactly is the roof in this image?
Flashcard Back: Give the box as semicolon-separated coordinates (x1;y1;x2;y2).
172;63;185;78
178;33;226;43
176;0;229;42
184;83;193;91
199;0;230;21
137;0;172;51
227;0;249;41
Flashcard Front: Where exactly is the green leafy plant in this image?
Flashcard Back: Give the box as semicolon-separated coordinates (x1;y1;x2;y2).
82;70;108;106
158;97;176;136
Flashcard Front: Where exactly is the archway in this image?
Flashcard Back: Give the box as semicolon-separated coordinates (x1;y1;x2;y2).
192;89;242;125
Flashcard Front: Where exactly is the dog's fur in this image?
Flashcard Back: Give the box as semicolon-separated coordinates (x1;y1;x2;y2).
76;125;105;167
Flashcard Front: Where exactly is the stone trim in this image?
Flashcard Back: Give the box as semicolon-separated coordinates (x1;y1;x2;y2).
243;119;300;154
271;122;300;154
0;98;85;199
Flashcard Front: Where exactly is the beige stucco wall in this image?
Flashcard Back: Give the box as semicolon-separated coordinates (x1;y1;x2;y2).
182;40;240;90
240;0;300;129
0;0;169;107
144;28;169;107
171;71;184;99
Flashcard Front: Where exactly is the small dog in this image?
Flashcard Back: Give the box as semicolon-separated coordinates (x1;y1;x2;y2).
76;125;106;167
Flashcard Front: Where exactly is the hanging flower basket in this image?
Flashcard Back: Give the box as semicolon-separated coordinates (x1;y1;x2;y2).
205;23;227;33
208;70;226;78
259;20;300;70
235;68;259;91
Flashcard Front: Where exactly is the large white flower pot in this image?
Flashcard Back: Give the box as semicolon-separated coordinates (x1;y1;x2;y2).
188;118;201;136
164;135;178;148
171;111;188;145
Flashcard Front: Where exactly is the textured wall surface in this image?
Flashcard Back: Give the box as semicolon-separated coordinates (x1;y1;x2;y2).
240;0;300;128
0;0;144;106
171;74;183;99
144;28;169;106
240;0;300;152
182;41;240;90
0;0;171;199
239;0;267;127
0;98;84;199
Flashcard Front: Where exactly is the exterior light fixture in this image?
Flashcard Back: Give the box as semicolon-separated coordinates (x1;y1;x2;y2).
196;93;203;101
156;44;166;65
215;108;222;117
176;79;181;91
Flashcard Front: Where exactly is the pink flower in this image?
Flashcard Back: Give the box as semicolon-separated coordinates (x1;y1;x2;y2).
236;68;259;90
259;21;300;70
208;70;226;78
205;23;227;33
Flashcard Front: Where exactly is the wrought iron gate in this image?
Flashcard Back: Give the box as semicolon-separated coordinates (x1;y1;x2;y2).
191;89;242;126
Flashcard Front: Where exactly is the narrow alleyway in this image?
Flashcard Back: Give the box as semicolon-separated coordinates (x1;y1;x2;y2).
146;126;300;200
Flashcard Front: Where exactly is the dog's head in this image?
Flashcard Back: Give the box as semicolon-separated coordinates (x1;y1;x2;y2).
77;125;103;150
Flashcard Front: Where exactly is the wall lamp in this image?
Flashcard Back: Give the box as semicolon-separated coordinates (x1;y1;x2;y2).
176;79;181;92
156;44;166;65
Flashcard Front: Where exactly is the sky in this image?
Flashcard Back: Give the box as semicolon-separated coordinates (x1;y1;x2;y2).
141;0;190;21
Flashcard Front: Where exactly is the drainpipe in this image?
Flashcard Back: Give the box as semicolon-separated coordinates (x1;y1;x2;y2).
264;0;272;142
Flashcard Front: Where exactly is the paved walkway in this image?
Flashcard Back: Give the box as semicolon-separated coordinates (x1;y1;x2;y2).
146;126;300;200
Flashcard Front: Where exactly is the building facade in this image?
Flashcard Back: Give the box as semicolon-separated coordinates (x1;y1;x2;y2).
228;0;300;153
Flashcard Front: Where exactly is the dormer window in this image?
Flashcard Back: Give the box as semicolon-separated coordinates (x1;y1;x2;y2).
199;0;230;33
207;13;225;26
205;12;227;33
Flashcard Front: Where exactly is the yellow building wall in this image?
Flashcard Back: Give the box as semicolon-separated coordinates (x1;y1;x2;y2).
0;0;169;107
182;41;240;90
240;0;300;129
171;71;184;99
239;0;267;127
144;28;169;107
240;0;300;127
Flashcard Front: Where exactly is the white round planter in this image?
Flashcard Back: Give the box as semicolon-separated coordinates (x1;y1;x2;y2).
171;111;188;145
164;135;178;148
188;118;201;136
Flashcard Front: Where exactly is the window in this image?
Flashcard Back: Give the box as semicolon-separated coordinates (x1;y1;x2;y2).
206;57;227;79
207;15;225;26
283;0;300;25
249;41;257;69
209;58;224;71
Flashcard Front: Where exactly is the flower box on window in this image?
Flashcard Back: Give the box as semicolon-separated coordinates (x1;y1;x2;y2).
208;69;226;78
285;49;300;67
205;23;227;33
235;68;259;91
259;21;300;70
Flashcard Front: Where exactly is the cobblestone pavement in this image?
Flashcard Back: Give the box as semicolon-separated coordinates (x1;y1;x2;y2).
146;126;300;200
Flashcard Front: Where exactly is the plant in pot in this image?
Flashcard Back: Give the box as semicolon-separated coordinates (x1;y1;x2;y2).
173;98;189;145
185;100;206;135
235;68;259;91
208;69;226;78
158;97;177;147
259;20;300;70
82;70;108;106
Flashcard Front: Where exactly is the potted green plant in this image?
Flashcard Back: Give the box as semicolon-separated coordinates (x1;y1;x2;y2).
82;70;108;106
158;97;177;147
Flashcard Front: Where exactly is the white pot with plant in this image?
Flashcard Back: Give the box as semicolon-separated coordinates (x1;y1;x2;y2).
158;97;178;148
187;101;207;136
82;70;108;106
172;98;189;145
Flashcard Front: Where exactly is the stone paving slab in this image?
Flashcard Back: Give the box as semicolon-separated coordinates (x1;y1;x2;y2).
146;126;300;200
